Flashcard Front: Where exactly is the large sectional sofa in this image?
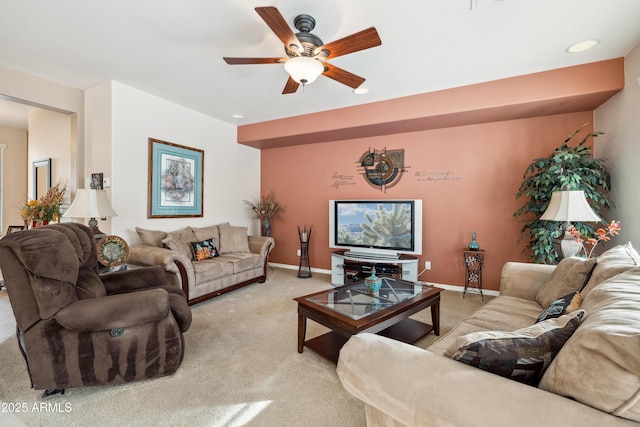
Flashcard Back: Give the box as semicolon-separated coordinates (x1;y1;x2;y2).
337;243;640;426
127;222;275;305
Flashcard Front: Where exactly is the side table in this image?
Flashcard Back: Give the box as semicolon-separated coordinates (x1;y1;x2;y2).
462;249;485;300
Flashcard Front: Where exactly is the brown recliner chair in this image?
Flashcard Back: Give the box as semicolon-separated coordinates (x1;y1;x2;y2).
0;222;192;396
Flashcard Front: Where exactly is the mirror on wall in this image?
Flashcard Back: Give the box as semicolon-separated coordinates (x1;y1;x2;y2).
33;158;51;200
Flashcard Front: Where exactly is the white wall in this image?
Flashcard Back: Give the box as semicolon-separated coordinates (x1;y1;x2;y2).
28;109;74;203
0;127;27;230
595;42;640;246
86;81;261;244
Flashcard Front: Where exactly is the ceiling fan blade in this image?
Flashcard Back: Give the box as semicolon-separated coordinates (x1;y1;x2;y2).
223;57;285;65
282;77;300;94
315;27;382;59
255;6;301;52
322;64;366;89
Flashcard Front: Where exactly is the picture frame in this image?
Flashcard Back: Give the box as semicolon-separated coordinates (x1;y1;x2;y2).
91;173;103;190
148;138;204;218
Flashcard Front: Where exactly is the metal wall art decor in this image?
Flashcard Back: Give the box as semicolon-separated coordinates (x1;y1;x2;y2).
148;138;204;218
358;147;408;192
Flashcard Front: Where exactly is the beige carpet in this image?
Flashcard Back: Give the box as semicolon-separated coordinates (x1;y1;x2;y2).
0;268;489;427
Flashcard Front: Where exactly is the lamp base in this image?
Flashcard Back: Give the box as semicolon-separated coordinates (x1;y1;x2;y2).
552;230;583;261
88;217;106;240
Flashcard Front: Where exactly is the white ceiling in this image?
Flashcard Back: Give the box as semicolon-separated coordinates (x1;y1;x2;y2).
1;0;640;129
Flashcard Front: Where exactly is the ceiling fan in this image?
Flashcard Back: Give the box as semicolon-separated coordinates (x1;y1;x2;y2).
223;6;382;94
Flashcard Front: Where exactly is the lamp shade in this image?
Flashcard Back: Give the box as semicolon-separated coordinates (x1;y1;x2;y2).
540;190;601;222
284;57;324;85
63;189;118;219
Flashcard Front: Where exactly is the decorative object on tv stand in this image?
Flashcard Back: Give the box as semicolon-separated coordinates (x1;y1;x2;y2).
468;231;479;250
514;123;612;264
540;190;601;260
63;189;118;237
358;147;408;193
297;224;312;279
244;190;285;237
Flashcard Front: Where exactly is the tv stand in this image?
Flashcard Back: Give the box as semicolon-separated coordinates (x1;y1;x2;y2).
331;250;418;285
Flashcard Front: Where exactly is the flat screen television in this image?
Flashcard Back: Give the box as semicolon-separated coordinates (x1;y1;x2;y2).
329;199;422;258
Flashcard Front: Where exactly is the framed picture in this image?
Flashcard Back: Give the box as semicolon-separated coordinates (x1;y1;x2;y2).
91;173;103;190
148;138;204;218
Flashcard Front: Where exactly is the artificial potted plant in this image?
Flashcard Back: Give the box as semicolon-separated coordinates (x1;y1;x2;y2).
514;124;613;264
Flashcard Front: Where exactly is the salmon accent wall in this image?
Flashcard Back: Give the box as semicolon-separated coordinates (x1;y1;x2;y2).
261;114;594;291
249;59;624;291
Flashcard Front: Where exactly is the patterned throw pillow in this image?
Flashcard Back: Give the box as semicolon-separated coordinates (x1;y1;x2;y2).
536;292;583;323
445;310;585;385
190;238;219;261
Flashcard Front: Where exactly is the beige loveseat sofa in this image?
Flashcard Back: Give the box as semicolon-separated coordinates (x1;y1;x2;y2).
337;243;640;426
127;223;274;305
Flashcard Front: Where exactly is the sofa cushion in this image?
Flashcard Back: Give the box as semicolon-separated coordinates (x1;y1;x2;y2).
445;310;584;385
191;223;228;246
190;238;219;261
428;295;543;356
218;253;263;274
535;292;582;323
539;268;640;422
218;223;250;253
580;242;640;296
161;227;196;259
192;258;234;284
135;227;167;248
535;257;596;307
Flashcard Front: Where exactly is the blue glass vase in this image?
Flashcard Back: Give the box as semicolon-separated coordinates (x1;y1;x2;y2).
365;267;382;295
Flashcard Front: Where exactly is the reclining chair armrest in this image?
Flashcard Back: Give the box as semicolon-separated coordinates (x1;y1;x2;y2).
499;262;556;300
54;289;169;332
101;265;168;294
337;334;623;427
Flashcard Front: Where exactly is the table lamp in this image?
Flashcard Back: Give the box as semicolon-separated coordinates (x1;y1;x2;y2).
63;189;118;237
540;190;601;259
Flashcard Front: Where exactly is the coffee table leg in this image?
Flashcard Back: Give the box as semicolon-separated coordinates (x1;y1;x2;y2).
431;301;440;336
298;313;307;353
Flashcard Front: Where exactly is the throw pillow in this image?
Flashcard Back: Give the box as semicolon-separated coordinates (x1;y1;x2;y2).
579;242;640;297
135;227;167;247
535;257;597;307
445;310;585;385
218;223;250;253
161;227;196;260
190;238;219;261
535;292;583;323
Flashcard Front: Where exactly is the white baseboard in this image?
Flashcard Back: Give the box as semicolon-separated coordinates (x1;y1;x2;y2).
268;263;500;296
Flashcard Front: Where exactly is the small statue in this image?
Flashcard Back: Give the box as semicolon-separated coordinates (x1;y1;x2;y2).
468;231;480;250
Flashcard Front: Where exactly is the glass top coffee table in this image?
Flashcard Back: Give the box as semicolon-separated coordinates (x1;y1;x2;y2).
294;277;441;363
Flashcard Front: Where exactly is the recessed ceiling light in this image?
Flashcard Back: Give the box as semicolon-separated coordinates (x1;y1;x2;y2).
353;87;370;95
231;114;245;119
566;39;600;53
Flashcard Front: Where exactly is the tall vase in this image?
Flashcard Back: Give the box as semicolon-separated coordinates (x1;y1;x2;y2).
261;219;271;237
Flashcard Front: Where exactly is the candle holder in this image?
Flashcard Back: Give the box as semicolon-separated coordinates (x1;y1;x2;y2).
297;224;313;279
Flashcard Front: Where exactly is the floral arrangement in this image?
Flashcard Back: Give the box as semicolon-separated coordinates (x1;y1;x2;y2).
568;220;621;258
21;179;68;224
243;190;285;221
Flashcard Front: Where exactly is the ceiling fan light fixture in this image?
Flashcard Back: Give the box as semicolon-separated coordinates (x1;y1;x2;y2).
284;57;324;85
